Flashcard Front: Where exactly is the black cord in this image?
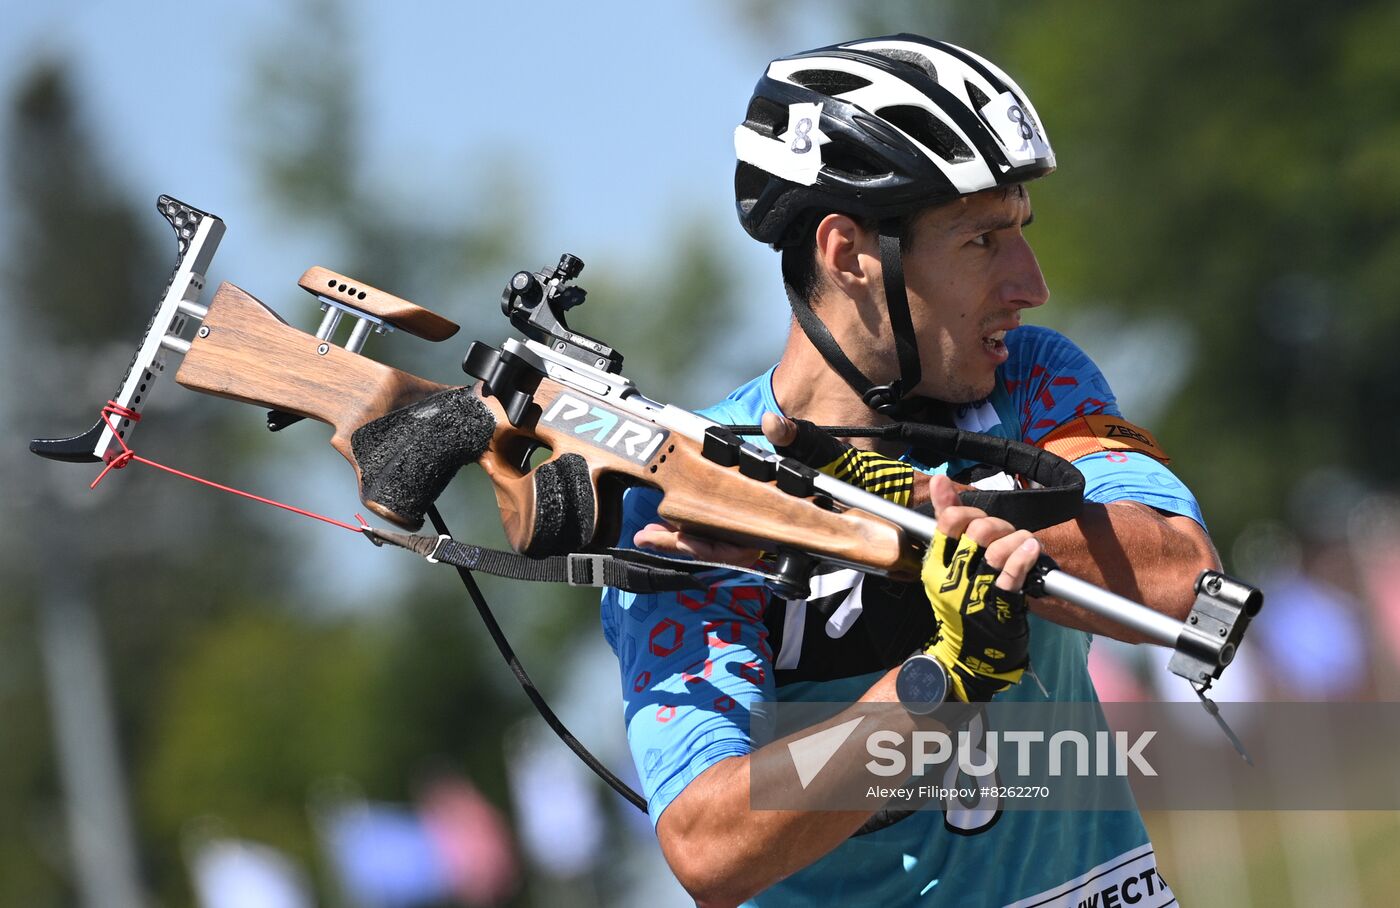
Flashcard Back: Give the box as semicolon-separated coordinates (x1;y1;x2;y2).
726;424;896;438
425;504;648;813
423;507;921;834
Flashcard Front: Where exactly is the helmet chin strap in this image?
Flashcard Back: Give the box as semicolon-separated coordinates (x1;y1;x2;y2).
783;219;924;418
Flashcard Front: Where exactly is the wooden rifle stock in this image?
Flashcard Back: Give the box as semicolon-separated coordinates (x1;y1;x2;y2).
175;282;451;526
176;281;922;577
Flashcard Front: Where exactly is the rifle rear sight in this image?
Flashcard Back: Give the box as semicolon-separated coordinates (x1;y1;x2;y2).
500;254;623;374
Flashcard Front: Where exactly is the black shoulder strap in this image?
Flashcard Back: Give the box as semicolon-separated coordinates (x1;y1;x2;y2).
784;279;879;400
364;526;799;593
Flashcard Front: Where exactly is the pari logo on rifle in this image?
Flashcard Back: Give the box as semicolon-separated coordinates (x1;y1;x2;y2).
541;394;668;464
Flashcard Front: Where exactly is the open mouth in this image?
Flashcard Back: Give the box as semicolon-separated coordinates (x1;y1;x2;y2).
982;329;1008;354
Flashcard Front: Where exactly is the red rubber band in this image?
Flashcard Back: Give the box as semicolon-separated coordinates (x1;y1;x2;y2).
90;403;363;534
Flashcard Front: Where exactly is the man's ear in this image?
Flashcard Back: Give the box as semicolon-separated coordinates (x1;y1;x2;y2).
814;213;877;300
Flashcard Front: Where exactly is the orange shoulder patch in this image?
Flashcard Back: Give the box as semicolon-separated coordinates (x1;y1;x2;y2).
1036;414;1170;464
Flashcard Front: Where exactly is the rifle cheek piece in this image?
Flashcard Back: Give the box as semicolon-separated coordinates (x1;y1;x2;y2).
351;388;496;530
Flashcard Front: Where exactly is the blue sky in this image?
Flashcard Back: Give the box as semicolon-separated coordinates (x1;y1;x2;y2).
0;1;838;312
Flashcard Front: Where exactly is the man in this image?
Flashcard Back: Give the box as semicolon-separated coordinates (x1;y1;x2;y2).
601;34;1218;907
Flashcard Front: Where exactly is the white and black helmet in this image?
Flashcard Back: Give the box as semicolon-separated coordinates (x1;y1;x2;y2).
735;33;1055;246
734;34;1055;416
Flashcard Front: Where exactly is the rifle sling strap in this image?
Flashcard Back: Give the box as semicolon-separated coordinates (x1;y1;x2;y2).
363;526;779;593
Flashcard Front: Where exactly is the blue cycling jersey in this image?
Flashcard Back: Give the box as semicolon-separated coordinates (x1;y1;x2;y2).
600;326;1188;907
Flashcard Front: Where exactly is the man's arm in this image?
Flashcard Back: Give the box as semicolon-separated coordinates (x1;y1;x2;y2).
999;329;1222;640
905;474;1218;641
652;477;1040;907
658;667;908;908
899;466;1218;643
1034;502;1220;642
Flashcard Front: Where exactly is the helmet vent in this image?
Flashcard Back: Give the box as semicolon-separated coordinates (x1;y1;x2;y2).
871;48;938;82
788;69;872;96
744;95;790;138
822;138;886;179
966;83;991;112
878;105;974;164
734;162;769;209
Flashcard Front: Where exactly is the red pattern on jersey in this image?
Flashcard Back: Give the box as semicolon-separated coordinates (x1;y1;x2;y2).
727;586;766;621
649;618;684;656
1020;363;1090;442
673;585;772;665
1075;398;1107;418
677;586;719;611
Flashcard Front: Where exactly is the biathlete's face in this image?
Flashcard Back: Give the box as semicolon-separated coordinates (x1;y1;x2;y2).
900;185;1048;403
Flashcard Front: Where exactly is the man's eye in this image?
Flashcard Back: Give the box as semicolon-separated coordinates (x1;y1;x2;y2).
970;233;992;248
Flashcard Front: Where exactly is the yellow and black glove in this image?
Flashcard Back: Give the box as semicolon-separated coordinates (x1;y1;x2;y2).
774;416;1029;702
920;531;1030;702
774;417;915;505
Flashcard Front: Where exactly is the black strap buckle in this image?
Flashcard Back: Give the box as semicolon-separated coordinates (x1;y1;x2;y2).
861;382;903;415
566;552;609;587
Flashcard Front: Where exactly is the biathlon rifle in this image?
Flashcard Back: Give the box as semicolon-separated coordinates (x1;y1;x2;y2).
31;195;1261;718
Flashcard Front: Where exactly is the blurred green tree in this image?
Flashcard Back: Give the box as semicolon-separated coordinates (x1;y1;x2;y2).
2;61;297;905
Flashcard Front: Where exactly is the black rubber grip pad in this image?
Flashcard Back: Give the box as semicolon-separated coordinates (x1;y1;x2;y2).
524;453;595;557
351;387;496;530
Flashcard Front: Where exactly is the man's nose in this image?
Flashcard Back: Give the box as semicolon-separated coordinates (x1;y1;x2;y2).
1002;235;1049;309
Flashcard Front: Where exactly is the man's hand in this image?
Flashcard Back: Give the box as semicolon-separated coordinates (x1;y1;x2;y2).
631;521;765;567
922;474;1041;702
